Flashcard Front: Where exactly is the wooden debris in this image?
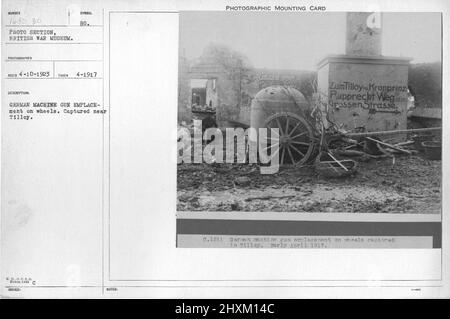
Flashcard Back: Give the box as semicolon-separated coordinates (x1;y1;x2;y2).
327;152;349;171
365;137;412;155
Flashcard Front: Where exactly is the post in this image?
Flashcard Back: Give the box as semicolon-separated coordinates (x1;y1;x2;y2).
346;12;382;56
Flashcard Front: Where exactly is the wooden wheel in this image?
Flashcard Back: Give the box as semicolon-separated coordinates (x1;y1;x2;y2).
264;112;315;165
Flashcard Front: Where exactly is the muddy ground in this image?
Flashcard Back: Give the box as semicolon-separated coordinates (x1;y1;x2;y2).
177;154;441;213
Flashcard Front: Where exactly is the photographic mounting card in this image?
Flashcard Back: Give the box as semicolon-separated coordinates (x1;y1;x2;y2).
1;0;449;298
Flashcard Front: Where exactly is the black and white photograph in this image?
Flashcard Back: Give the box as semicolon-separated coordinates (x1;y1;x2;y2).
176;11;442;249
177;11;442;213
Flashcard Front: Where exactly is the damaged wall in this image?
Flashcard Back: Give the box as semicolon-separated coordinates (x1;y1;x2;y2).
178;46;316;127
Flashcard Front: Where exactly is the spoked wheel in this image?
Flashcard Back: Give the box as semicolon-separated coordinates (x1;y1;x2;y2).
264;112;315;165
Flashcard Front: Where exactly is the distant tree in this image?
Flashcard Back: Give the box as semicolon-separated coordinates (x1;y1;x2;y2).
298;72;317;102
201;43;254;105
202;43;253;73
408;62;442;109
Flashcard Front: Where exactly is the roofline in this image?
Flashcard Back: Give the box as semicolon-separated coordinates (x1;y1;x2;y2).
317;54;412;69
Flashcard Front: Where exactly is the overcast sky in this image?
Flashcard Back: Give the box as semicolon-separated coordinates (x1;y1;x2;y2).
179;12;441;70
